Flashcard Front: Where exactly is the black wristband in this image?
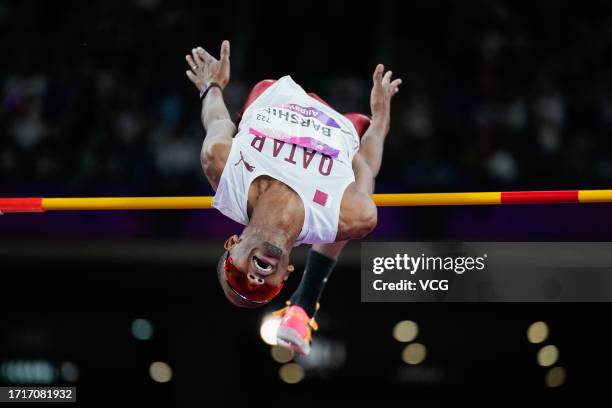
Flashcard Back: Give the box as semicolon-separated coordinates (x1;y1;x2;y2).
200;82;222;101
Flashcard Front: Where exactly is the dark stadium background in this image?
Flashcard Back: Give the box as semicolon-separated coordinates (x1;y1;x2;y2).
2;0;612;405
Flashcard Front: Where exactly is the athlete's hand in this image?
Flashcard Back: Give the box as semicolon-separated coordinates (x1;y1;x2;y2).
370;64;402;122
185;40;231;93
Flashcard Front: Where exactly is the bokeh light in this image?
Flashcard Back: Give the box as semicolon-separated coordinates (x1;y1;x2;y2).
393;320;419;343
149;361;173;383
537;345;559;367
527;321;549;344
131;318;154;341
271;345;294;363
260;314;281;345
279;363;305;384
401;343;427;365
545;366;566;388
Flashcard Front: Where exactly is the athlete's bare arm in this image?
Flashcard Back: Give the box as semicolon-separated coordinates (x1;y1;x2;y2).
185;41;235;191
334;64;402;245
358;64;401;179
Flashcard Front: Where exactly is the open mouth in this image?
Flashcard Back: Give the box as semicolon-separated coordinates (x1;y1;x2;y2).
252;255;273;272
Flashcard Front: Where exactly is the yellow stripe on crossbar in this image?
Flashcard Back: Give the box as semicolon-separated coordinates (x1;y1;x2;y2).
43;196;214;211
578;189;612;203
372;192;501;206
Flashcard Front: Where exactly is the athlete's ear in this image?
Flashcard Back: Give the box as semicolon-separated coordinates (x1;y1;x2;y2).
224;235;241;251
284;264;295;280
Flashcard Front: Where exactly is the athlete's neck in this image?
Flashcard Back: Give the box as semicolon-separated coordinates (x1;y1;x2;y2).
246;177;305;249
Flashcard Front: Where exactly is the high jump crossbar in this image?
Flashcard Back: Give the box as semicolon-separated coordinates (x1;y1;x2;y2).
1;190;612;213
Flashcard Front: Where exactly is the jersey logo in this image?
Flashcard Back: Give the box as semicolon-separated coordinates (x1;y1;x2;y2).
234;151;255;172
313;189;329;207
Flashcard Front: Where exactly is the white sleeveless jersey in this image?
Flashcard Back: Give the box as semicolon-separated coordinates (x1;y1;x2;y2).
212;75;360;245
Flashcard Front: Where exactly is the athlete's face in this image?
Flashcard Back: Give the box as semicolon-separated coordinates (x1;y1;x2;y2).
224;234;294;292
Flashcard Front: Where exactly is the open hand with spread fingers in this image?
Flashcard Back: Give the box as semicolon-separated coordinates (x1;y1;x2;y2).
369;64;402;123
185;40;231;93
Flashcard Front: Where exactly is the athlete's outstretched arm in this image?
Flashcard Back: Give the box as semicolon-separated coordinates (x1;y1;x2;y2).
356;64;402;183
333;64;402;244
185;40;236;191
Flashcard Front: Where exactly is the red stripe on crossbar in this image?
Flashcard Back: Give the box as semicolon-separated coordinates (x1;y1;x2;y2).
0;198;44;213
501;190;579;204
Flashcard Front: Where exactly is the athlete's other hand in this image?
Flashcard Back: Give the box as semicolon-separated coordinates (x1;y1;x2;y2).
370;64;402;123
185;40;231;93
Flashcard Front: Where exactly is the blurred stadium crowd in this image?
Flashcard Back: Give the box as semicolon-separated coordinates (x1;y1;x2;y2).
2;0;612;196
0;3;610;404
